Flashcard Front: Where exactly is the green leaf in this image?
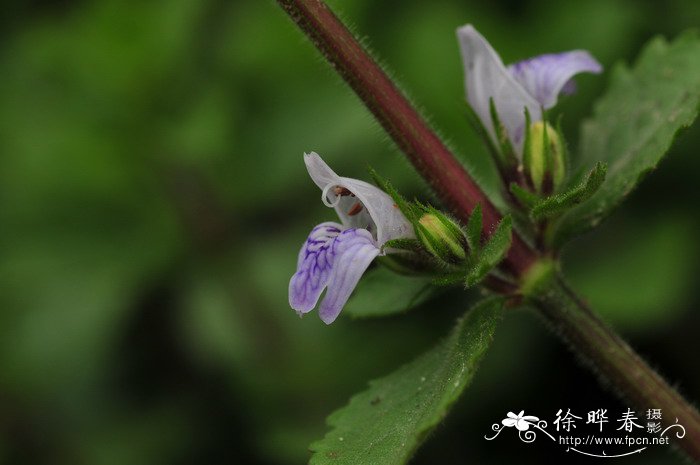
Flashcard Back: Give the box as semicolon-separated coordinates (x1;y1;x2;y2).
343;267;436;319
309;297;505;465
531;162;607;221
466;204;482;255
552;31;700;247
466;216;513;287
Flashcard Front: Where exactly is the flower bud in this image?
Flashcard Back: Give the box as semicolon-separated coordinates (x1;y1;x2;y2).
416;213;467;264
524;121;566;194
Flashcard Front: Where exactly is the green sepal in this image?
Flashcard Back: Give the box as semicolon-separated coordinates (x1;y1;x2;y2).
465;215;513;287
521;107;533;186
530;162;607;221
368;167;421;222
381;238;423;253
489;98;518;169
554;114;570;184
466;204;483;255
426;206;466;244
509;182;540;209
378;253;435;276
415;207;468;265
541;107;552;186
415;222;446;256
431;271;467;287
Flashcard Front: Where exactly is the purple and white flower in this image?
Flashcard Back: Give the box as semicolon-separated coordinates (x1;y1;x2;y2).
456;24;602;155
289;153;414;324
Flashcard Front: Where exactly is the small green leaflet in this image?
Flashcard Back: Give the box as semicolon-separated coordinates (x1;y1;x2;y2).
368;168;420;223
309;297;505;465
531;162;607;221
509;183;539;209
489;98;518;169
551;31;700;248
466;216;512;287
466;203;483;254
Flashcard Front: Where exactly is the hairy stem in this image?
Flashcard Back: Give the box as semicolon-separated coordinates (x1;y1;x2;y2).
525;263;700;461
276;0;537;276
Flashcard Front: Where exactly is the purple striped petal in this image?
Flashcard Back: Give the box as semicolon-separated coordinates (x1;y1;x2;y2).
289;225;380;324
318;229;381;324
508;51;603;109
289;222;343;314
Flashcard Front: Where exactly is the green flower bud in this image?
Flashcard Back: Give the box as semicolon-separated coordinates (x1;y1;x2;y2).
524;121;566;194
416;213;467;264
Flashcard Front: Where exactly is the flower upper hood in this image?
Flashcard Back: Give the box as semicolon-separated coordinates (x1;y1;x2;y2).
456;25;602;155
304;152;414;245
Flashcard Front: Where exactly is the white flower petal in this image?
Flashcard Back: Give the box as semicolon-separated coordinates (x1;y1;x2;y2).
303;152;414;245
304;151;341;193
456;25;541;154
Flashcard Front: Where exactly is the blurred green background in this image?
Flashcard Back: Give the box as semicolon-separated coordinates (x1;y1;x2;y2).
0;0;699;463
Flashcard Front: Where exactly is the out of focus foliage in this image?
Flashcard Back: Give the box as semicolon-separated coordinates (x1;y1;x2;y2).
0;0;698;464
